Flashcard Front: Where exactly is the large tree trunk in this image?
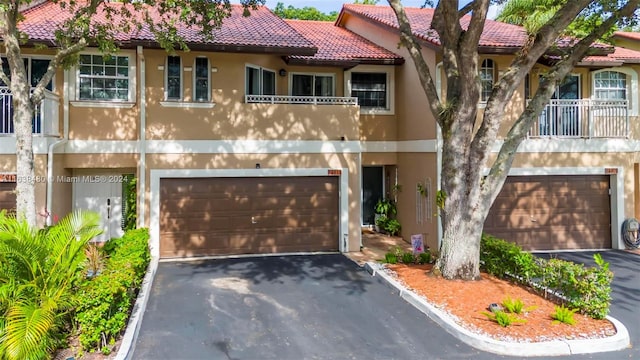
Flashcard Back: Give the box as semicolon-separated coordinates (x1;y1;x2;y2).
1;11;37;226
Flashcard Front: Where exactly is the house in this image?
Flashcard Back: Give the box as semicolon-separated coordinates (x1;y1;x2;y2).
1;3;639;258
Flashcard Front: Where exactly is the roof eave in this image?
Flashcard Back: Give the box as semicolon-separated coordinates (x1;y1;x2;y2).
576;60;624;67
285;57;404;67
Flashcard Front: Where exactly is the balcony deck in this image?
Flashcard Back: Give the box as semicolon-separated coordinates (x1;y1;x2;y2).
0;87;59;136
528;99;628;139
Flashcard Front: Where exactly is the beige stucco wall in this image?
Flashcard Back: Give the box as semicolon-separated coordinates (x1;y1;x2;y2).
145;152;362;251
395;152;439;251
341;14;437;142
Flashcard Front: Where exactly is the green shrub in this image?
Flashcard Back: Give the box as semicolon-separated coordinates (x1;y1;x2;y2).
552;305;578;325
482;310;526;327
384;219;402;236
501;296;537;314
0;211;102;360
417;252;432;264
74;228;150;353
480;234;613;319
384;252;398;264
401;252;415;264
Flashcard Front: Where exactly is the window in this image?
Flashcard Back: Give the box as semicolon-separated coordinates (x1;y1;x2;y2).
246;65;275;96
351;72;387;108
480;59;494;102
166;56;181;100
194;57;210;101
78;54;129;101
594;71;627;100
524;73;531;100
291;74;334;97
1;57;53;90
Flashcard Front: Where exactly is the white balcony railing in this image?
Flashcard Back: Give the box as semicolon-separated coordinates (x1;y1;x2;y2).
245;95;358;105
0;87;59;136
529;99;628;138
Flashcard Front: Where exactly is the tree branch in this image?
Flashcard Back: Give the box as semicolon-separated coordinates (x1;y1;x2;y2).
387;0;442;125
31;39;87;106
481;0;640;203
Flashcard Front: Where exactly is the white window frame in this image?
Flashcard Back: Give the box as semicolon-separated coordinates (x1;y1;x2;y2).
479;58;495;105
0;55;56;91
71;50;136;107
165;55;182;101
193;56;210;102
245;64;276;96
345;65;395;115
592;68;637;116
288;72;336;97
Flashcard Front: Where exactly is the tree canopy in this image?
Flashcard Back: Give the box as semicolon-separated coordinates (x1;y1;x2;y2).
272;2;339;21
387;0;639;279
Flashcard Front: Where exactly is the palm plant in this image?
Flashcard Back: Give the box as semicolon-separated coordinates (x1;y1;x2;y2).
0;210;102;360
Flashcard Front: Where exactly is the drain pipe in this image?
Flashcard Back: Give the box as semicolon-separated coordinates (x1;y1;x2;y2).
137;46;147;228
45;70;70;226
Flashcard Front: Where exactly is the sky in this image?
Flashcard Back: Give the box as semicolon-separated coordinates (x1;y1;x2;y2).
262;1;428;13
242;1;502;19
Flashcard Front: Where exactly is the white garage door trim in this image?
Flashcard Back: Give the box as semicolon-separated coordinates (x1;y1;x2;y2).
483;166;624;250
150;168;349;258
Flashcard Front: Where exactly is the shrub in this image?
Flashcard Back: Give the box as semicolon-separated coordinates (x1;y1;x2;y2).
401;251;415;264
0;211;102;360
384;219;402;236
417;252;432;264
480;234;613;319
552;305;578;325
74;228;150;353
501;296;537;314
482;310;526;327
384;252;398;264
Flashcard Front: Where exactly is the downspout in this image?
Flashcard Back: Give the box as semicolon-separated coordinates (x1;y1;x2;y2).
46;70;69;226
137;46;146;228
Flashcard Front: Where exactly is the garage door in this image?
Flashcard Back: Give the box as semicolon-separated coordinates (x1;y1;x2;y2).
160;176;340;258
0;182;16;215
484;175;611;250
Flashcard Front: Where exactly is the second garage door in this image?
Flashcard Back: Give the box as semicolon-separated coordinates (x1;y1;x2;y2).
160;176;340;258
484;175;611;250
0;182;16;215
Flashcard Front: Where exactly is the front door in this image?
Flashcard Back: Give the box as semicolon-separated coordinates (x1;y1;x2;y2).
73;174;124;242
362;167;383;225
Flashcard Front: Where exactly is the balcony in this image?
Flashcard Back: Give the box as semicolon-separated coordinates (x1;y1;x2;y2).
0;87;59;136
245;95;358;105
528;99;628;138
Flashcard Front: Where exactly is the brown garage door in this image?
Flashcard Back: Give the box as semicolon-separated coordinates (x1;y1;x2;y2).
484;175;611;250
160;176;340;258
0;182;16;215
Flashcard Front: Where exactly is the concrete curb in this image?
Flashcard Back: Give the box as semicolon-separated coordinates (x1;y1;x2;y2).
364;262;630;357
115;256;159;360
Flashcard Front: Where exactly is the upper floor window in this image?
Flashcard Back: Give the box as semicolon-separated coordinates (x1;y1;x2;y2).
480;59;494;102
246;65;275;96
78;54;129;101
594;71;626;100
166;56;182;101
1;57;53;90
194;57;210;101
291;74;334;97
351;72;387;108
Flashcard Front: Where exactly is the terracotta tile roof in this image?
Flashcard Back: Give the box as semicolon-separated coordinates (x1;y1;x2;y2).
581;46;640;64
19;2;317;55
284;20;403;65
340;4;611;53
614;31;640;41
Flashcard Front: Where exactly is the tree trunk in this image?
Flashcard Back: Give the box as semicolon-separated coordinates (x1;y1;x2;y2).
2;12;37;226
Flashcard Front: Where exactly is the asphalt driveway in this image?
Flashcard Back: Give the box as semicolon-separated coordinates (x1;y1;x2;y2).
130;253;639;360
131;254;494;360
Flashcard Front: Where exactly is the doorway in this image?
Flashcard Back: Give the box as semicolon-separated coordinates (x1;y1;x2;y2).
362;166;383;225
